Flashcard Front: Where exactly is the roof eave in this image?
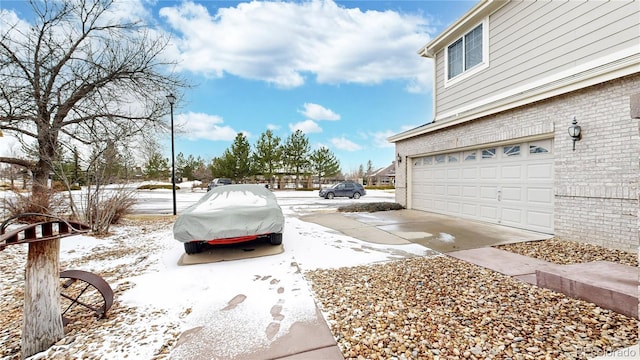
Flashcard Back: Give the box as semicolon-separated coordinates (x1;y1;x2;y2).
418;0;509;58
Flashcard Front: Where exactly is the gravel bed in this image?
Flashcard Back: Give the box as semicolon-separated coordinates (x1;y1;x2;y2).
495;238;638;267
306;255;639;360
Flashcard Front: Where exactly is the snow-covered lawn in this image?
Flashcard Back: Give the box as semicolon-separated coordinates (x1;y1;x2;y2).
1;186;429;359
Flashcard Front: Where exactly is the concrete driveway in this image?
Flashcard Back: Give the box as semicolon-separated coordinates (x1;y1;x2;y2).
301;209;552;253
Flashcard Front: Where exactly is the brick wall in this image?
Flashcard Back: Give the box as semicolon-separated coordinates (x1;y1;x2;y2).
553;74;639;252
395;73;639;252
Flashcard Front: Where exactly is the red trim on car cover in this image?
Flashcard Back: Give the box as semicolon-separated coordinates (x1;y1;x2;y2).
206;234;267;245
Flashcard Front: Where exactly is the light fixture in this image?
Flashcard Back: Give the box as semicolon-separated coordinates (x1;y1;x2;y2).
166;93;177;215
567;116;581;151
397;153;402;163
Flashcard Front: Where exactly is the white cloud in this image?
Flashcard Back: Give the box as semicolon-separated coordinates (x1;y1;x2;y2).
175;112;237;141
370;130;396;148
330;137;362;151
267;124;280;131
109;0;152;23
299;103;340;121
159;0;434;91
289;120;322;134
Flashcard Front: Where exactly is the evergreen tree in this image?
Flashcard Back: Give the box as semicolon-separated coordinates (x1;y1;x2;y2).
310;147;340;184
365;160;375;185
176;153;203;181
209;133;253;182
230;133;253;182
366;160;374;175
100;140;123;183
253;129;282;186
209;153;235;179
144;151;169;181
283;129;311;187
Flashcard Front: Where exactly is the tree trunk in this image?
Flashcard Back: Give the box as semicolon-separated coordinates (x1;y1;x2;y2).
21;239;63;359
30;159;52;213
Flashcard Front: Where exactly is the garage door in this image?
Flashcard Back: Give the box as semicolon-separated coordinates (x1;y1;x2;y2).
410;139;554;233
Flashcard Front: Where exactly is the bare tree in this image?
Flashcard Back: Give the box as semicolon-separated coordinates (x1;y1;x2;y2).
0;0;186;357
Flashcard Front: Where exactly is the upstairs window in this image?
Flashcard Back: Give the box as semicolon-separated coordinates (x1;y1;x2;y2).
446;22;486;82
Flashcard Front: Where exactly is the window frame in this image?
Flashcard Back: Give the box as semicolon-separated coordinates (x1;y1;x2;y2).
444;19;489;87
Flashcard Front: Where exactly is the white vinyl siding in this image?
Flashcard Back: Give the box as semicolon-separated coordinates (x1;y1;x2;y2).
433;0;640;121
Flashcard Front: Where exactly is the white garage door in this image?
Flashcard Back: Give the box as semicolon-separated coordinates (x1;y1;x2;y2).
410;139;554;233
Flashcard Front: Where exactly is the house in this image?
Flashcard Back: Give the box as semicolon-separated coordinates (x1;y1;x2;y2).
388;0;639;252
366;162;397;187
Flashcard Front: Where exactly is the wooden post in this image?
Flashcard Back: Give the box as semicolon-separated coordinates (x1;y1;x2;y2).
21;239;64;359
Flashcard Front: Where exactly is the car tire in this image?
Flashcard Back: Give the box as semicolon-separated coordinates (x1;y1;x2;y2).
353;192;361;199
184;242;203;254
326;192;335;199
270;233;283;245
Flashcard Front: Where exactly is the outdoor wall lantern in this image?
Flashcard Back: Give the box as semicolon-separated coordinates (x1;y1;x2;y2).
397;153;402;163
567;116;581;151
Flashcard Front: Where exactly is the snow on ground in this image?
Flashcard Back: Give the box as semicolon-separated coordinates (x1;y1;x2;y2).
1;186;429;360
119;188;428;359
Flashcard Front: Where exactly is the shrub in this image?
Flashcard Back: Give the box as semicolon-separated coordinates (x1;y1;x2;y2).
1;189;67;221
338;202;404;213
76;186;138;234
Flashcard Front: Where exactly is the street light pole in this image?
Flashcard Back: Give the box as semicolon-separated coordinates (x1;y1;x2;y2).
166;93;177;216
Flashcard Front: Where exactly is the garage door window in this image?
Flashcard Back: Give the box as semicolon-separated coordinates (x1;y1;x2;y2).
503;145;520;157
464;151;476;161
435;155;446;164
529;141;551;154
482;148;496;159
448;153;459;163
424;156;433;165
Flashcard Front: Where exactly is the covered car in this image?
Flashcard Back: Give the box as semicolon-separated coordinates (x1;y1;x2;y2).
173;184;284;254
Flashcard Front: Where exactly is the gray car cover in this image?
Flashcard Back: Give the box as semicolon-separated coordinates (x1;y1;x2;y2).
173;184;284;243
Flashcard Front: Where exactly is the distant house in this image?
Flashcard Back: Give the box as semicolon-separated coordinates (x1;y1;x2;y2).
389;0;639;251
366;163;397;187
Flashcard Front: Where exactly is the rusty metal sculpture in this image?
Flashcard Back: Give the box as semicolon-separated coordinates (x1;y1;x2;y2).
60;270;114;325
1;213;113;359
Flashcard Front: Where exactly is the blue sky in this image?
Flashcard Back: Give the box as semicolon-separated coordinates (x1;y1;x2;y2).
2;0;476;173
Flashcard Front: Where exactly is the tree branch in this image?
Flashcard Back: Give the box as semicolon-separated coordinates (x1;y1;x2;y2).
0;156;35;170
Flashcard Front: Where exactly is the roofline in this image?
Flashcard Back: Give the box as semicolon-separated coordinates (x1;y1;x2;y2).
388;52;640;143
417;0;509;58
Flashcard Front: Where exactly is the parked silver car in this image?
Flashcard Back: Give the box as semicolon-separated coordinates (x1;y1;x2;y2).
174;184;284;254
207;178;231;191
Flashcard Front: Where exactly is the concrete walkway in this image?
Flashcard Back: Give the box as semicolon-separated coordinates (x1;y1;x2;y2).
301;209;551;252
448;247;639;319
